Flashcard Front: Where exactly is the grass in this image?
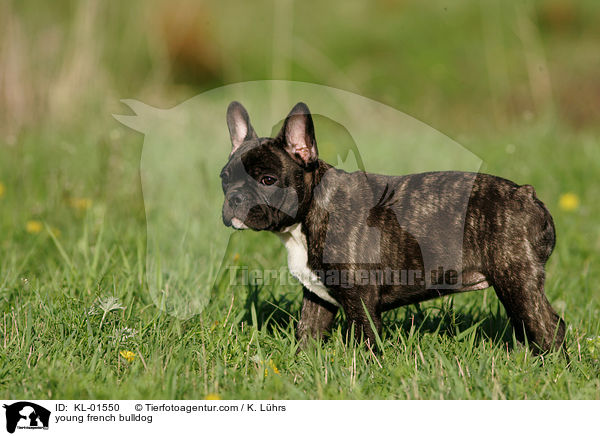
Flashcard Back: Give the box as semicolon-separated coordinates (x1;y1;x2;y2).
1;119;599;400
1;0;600;400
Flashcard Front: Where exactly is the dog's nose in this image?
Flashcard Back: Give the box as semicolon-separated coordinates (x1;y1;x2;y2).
229;193;243;208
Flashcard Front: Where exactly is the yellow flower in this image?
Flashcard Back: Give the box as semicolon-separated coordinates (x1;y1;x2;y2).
264;359;280;377
119;350;136;363
70;197;93;212
26;220;43;234
205;394;221;400
559;193;579;212
0;182;5;198
233;253;240;262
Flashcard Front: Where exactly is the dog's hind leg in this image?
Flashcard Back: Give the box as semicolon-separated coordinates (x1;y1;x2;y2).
342;288;382;349
491;259;565;354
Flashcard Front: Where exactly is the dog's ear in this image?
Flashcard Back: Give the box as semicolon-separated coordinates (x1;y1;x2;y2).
226;101;257;154
278;102;318;167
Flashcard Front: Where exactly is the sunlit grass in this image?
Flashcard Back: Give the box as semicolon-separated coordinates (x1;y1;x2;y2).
1;0;600;400
0;122;599;399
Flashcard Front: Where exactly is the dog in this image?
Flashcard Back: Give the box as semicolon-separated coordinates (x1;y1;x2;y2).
220;101;566;354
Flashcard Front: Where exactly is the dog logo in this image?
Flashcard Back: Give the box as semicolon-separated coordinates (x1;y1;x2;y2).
3;402;51;433
113;81;482;319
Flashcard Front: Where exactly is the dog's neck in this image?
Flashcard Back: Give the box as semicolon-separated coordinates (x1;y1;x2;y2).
294;159;332;226
273;159;341;306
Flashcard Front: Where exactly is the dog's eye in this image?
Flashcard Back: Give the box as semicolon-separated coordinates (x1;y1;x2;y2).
220;171;229;184
260;175;277;186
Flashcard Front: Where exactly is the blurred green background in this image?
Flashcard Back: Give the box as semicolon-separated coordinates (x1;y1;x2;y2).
2;0;599;226
1;0;600;399
2;0;599;137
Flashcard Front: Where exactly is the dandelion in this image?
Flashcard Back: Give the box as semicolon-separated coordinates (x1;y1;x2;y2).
69;197;93;212
559;193;579;212
264;359;280;377
97;296;125;313
119;350;136;363
96;296;126;329
205;394;221;400
0;182;5;198
26;220;43;234
233;253;240;262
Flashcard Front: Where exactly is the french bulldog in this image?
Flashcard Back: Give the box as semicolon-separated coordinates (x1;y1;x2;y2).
220;101;566;354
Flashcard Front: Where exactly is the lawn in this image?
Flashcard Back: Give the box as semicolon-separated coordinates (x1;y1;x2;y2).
1;120;599;399
1;0;599;399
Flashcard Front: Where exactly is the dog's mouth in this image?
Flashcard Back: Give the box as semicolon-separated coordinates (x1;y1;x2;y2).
231;217;249;230
223;202;277;231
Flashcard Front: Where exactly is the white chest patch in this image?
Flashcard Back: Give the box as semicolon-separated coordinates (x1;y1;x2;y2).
276;223;340;307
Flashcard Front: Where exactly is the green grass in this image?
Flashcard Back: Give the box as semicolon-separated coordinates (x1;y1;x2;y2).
1;121;599;400
2;0;600;400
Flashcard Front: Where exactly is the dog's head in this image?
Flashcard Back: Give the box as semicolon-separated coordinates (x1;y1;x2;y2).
220;102;319;231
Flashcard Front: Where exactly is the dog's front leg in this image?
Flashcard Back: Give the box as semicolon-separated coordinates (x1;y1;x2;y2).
296;287;338;347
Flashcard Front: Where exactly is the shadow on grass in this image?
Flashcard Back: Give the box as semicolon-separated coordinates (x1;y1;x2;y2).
383;296;516;350
242;283;517;350
242;284;300;333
